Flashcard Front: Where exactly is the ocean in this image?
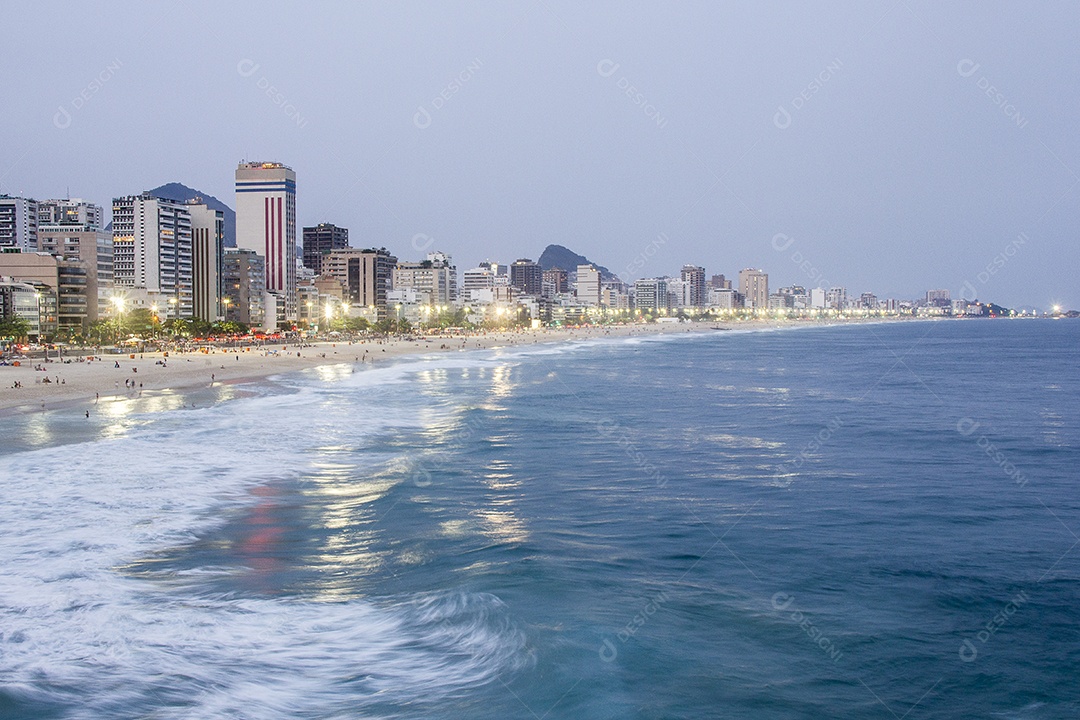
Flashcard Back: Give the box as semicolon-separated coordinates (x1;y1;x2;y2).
0;319;1077;719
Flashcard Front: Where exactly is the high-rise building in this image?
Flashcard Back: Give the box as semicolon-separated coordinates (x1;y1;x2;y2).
188;200;225;321
37;199;103;231
112;193;193;318
575;264;601;305
681;265;707;307
302;223;349;276
510;258;543;296
463;263;497;302
666;278;690;307
36;226;113;325
634;277;670;311
222;248;266;328
710;274;732;290
393;251;457;305
324;247;397;317
543;267;568;296
826;287;848;310
738;268;768;310
926;289;951;307
0;195;38;252
235;161;297;323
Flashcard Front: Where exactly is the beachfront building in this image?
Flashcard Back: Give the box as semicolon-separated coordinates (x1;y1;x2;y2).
0;195;38;252
222;248;265;328
462;263;497;303
510;258;542;296
393;251;457;306
634;277;670;312
738;268;768;310
302;223;349;276
187;200;225;322
575;264;601;305
36;226;113;325
708;287;740;309
543;267;568;296
37;198;103;231
235;161;297;324
827;287;847;310
323;247;397;318
710;274;732;290
0;278;46;340
0;252;84;336
112;193;193;319
681;265;707;307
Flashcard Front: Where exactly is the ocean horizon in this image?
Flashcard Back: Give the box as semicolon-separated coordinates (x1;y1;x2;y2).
1;319;1077;719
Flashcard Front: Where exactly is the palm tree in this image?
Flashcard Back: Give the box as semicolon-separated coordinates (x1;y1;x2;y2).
0;317;31;346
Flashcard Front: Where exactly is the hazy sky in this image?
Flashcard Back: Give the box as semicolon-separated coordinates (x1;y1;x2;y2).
2;1;1077;309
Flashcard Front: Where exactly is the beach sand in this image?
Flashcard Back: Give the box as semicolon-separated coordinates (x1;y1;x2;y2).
0;322;726;415
0;317;919;415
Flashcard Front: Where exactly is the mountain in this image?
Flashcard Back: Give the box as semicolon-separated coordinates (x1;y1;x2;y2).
149;182;236;247
538;244;619;282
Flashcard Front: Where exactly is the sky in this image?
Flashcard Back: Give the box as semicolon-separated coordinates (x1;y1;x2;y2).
1;0;1077;310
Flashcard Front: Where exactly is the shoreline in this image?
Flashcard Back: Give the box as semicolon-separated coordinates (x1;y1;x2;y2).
0;317;926;416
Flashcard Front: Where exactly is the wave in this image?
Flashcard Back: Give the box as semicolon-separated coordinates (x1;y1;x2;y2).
0;376;530;718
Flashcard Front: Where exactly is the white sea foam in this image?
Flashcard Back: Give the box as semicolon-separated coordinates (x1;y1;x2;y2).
0;363;530;718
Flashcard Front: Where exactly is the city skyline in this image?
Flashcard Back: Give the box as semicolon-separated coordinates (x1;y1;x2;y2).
1;1;1077;310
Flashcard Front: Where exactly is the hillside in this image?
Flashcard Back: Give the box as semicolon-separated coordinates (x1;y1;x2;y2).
149;182;236;247
537;244;619;282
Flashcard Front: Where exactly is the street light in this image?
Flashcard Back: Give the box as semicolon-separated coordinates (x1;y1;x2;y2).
111;296;125;344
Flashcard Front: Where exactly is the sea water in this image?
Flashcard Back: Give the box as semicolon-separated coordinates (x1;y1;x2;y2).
0;320;1077;719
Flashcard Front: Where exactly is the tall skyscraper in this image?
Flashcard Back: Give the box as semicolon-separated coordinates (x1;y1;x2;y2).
302;223;349;275
112;193;193;318
738;268;769;310
235;161;297;324
188;200;225;321
681;265;707;307
0;195;38;251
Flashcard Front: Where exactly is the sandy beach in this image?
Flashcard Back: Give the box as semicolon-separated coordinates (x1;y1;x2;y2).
0;318;910;415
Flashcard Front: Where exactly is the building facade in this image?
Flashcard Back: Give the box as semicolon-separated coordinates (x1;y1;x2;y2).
35;227;113;324
510;258;543;296
681;265;707;307
324;247;397;317
112;193;193;318
37;198;103;231
0;195;38;252
235;161;297;324
738;268;769;310
222;248;266;328
393;251;457;305
302;223;349;276
575;264;601;305
188;200;225;321
634;277;670;311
